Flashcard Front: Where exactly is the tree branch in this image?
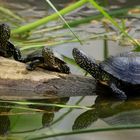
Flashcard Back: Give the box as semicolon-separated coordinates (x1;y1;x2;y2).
0;57;96;100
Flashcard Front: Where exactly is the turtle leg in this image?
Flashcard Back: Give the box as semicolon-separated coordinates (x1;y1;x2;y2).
109;82;127;100
26;59;41;70
59;64;70;74
7;42;23;61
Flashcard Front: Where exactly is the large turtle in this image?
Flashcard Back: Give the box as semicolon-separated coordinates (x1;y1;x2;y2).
72;48;140;100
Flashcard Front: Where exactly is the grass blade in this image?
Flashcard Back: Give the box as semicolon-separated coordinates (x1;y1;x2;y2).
0;100;92;110
28;125;140;140
0;6;24;21
12;0;87;34
88;0;140;47
45;0;82;44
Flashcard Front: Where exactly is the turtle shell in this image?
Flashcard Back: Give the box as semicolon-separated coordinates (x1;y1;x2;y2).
42;47;66;65
100;52;140;85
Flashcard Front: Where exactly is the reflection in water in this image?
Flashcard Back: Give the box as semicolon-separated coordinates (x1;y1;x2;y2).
73;95;140;130
28;97;69;128
0;116;10;136
0;97;69;138
42;113;54;127
0;101;12;136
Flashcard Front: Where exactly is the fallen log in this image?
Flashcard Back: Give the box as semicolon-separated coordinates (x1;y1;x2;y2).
0;57;96;100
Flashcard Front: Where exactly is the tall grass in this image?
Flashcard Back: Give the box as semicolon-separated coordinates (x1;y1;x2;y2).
28;125;140;140
88;0;140;48
9;0;140;51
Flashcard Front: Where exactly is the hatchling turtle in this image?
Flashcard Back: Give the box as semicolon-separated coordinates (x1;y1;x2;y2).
23;47;70;74
0;23;22;61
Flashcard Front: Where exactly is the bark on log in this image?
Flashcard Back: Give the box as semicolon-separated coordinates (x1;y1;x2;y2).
0;57;96;100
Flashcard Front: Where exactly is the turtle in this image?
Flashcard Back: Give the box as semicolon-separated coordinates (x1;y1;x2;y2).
0;23;22;61
72;48;140;100
23;47;70;74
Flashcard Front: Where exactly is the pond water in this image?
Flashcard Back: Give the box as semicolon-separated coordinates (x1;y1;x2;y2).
0;0;140;140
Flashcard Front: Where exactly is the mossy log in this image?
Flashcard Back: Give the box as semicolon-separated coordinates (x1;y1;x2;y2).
0;57;96;100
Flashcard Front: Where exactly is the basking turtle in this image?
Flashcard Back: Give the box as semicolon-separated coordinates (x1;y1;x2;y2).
23;47;70;74
72;48;140;100
0;23;22;61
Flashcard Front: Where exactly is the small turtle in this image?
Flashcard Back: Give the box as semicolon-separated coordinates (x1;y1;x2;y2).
72;48;140;100
0;23;22;61
23;47;70;74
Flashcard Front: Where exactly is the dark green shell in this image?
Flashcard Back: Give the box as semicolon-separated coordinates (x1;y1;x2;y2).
100;52;140;84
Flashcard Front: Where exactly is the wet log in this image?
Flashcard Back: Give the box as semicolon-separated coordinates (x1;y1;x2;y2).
0;57;96;100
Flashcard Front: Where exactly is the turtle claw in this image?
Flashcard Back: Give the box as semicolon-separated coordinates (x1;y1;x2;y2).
110;82;127;100
26;59;41;71
26;65;35;71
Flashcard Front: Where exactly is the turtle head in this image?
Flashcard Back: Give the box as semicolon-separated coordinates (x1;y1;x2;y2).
42;47;56;66
0;23;10;42
73;48;101;80
42;47;53;58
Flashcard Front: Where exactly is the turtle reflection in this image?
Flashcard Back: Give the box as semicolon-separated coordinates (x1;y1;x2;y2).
0;101;12;136
28;97;69;127
72;95;140;130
